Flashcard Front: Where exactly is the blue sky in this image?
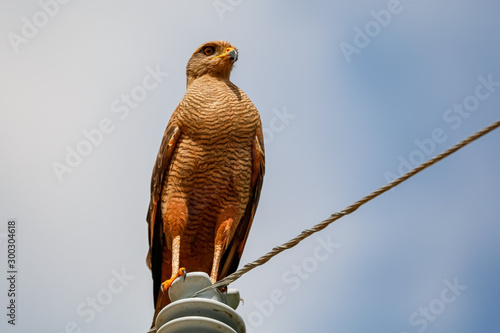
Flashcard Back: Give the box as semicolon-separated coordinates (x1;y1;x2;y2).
1;1;499;332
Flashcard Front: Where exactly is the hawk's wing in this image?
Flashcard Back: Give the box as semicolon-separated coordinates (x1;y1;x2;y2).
218;124;265;280
146;113;181;306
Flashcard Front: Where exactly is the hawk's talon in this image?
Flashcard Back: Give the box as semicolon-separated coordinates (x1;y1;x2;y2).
161;279;174;292
160;283;167;294
161;267;187;292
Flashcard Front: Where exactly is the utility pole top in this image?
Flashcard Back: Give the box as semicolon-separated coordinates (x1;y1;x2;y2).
155;272;246;333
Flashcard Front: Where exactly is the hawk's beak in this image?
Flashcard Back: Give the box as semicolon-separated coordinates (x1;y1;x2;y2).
228;48;238;61
210;47;238;62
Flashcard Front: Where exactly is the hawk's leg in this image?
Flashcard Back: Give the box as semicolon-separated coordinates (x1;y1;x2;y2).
161;235;186;292
210;210;239;284
160;197;188;292
210;243;224;284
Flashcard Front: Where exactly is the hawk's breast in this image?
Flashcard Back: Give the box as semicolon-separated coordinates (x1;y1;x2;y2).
161;78;260;247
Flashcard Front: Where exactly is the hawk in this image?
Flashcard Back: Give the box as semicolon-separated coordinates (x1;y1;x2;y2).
146;41;265;327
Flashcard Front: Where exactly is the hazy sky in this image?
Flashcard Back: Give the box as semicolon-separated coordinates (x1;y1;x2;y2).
1;1;499;332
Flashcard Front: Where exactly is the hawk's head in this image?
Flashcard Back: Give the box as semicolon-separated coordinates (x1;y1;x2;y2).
186;41;238;86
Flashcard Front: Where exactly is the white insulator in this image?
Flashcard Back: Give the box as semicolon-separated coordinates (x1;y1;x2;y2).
155;272;245;333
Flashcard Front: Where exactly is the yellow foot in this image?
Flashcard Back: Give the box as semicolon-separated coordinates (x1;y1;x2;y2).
161;267;186;292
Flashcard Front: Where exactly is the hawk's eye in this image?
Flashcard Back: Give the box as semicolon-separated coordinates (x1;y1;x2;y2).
203;46;215;56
